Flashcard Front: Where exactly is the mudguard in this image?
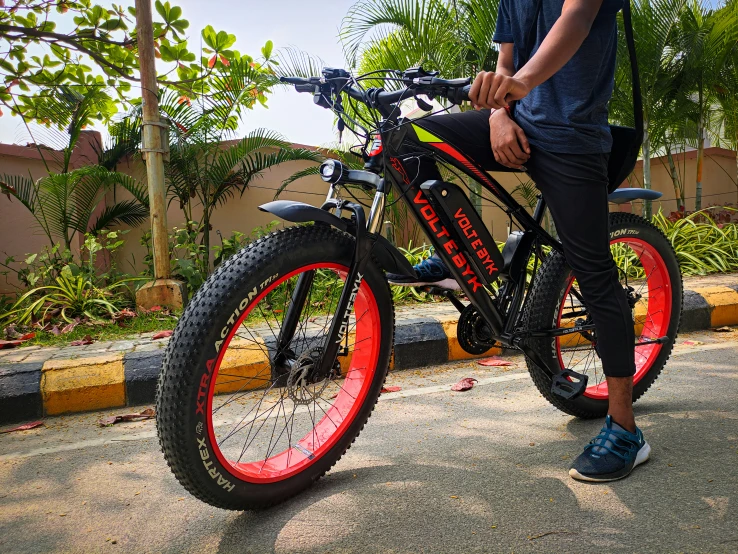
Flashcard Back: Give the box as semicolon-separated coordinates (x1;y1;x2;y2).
608;188;663;205
258;200;417;279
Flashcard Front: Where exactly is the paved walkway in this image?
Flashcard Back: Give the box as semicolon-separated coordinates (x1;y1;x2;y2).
1;272;735;366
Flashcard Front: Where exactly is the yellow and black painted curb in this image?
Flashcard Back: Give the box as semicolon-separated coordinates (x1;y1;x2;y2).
1;284;737;426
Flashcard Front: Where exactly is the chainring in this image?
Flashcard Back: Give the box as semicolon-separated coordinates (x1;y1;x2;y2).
457;305;497;355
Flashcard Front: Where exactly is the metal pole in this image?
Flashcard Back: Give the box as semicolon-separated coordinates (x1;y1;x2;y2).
136;0;169;280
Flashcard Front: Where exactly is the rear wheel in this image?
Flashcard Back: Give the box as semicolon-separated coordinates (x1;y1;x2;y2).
156;224;394;510
522;213;683;418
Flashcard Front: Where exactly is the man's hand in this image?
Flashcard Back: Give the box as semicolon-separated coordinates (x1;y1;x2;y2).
489;109;530;169
469;71;531;110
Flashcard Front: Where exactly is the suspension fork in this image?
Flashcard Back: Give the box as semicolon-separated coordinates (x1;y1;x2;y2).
275;186;341;362
313;192;385;380
276;188;386;381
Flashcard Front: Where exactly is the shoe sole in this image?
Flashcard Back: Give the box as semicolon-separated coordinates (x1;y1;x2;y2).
569;442;651;483
387;278;461;291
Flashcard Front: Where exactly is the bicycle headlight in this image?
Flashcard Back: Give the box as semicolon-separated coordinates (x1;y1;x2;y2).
319;159;344;184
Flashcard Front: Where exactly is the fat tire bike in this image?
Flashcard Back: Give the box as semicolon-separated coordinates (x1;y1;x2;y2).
156;67;683;510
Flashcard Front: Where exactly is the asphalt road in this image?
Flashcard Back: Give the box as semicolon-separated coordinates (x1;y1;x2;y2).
1;330;737;554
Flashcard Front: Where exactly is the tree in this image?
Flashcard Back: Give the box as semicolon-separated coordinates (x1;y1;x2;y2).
677;0;738;210
150;60;323;275
610;0;688;219
0;86;149;250
339;0;501;216
0;0;246;125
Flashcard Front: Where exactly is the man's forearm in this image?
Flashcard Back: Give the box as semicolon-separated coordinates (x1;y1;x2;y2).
514;1;603;91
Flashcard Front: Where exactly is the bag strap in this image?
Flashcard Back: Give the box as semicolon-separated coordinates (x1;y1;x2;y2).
517;0;643;145
622;0;643;144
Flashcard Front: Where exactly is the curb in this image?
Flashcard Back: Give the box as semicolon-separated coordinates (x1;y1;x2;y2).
1;285;738;425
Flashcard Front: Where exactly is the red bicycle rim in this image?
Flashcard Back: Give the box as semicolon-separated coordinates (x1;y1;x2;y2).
206;263;381;483
556;237;673;399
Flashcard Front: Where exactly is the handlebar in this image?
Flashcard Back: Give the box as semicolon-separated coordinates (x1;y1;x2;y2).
279;74;471;108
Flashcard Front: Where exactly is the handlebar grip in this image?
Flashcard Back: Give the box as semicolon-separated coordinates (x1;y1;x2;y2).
295;84;316;93
280;76;310;85
446;84;471;104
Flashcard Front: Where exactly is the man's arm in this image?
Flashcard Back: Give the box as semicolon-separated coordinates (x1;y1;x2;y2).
469;0;604;109
488;42;530;170
496;42;515;77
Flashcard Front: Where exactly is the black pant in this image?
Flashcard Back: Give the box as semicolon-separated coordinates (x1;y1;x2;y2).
413;109;636;378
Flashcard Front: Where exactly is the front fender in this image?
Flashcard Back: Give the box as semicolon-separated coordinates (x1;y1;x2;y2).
258;200;417;279
258;200;350;231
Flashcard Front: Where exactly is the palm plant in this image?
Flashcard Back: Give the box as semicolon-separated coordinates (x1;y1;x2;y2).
154;59;323;274
610;0;688;219
677;0;738;210
0;87;149;250
339;0;501;215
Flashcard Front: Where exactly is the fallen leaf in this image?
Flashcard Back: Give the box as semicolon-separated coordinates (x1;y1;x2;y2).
98;408;155;427
478;356;513;367
451;377;478;391
0;339;23;349
682;340;703;346
18;332;35;340
61;320;80;334
152;330;173;340
381;386;401;393
48;325;61;336
712;326;735;333
112;308;137;323
70;335;94;346
1;421;44;434
149;305;163;312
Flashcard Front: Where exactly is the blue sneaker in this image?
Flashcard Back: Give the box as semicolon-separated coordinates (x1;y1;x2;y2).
387;252;460;290
569;415;651;482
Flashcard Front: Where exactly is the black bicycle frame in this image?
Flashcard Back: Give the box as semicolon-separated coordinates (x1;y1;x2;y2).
379;120;566;349
277;112;599;381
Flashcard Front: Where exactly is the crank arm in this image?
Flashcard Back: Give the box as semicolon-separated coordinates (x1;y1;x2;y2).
634;336;670;347
525;323;597;338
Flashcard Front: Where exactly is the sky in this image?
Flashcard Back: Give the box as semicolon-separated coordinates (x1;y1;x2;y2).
0;0;357;147
0;0;728;147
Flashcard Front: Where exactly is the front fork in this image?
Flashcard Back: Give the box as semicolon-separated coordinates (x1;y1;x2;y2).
275;188;386;380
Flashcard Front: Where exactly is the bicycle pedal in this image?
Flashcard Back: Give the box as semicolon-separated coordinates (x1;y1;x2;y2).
551;369;588;400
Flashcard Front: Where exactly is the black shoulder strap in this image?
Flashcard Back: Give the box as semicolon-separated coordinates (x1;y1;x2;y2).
622;0;643;143
519;0;643;144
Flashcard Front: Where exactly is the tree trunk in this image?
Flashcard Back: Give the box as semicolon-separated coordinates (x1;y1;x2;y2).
695;117;704;211
642;122;652;220
666;149;683;211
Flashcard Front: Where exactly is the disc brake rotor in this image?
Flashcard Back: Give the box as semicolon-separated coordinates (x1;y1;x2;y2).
286;347;332;405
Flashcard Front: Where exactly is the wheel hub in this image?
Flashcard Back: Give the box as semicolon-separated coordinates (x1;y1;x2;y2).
286;347;333;405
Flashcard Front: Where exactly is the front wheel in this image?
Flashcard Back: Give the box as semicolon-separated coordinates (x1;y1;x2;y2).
522;212;683;418
156;224;394;510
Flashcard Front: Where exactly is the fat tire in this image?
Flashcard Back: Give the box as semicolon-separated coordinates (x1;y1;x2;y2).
522;213;683;418
156;224;395;510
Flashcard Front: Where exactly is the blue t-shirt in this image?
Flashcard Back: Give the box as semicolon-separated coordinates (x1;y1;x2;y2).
492;0;624;154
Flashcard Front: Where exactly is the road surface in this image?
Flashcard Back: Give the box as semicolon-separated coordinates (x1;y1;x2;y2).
1;330;737;553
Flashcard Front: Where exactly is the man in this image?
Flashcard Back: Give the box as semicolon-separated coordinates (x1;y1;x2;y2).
387;0;649;482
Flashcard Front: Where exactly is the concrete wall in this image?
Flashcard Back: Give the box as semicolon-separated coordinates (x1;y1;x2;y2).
1;137;736;295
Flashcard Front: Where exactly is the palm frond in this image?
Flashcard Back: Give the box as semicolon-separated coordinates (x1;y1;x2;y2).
90;200;150;233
